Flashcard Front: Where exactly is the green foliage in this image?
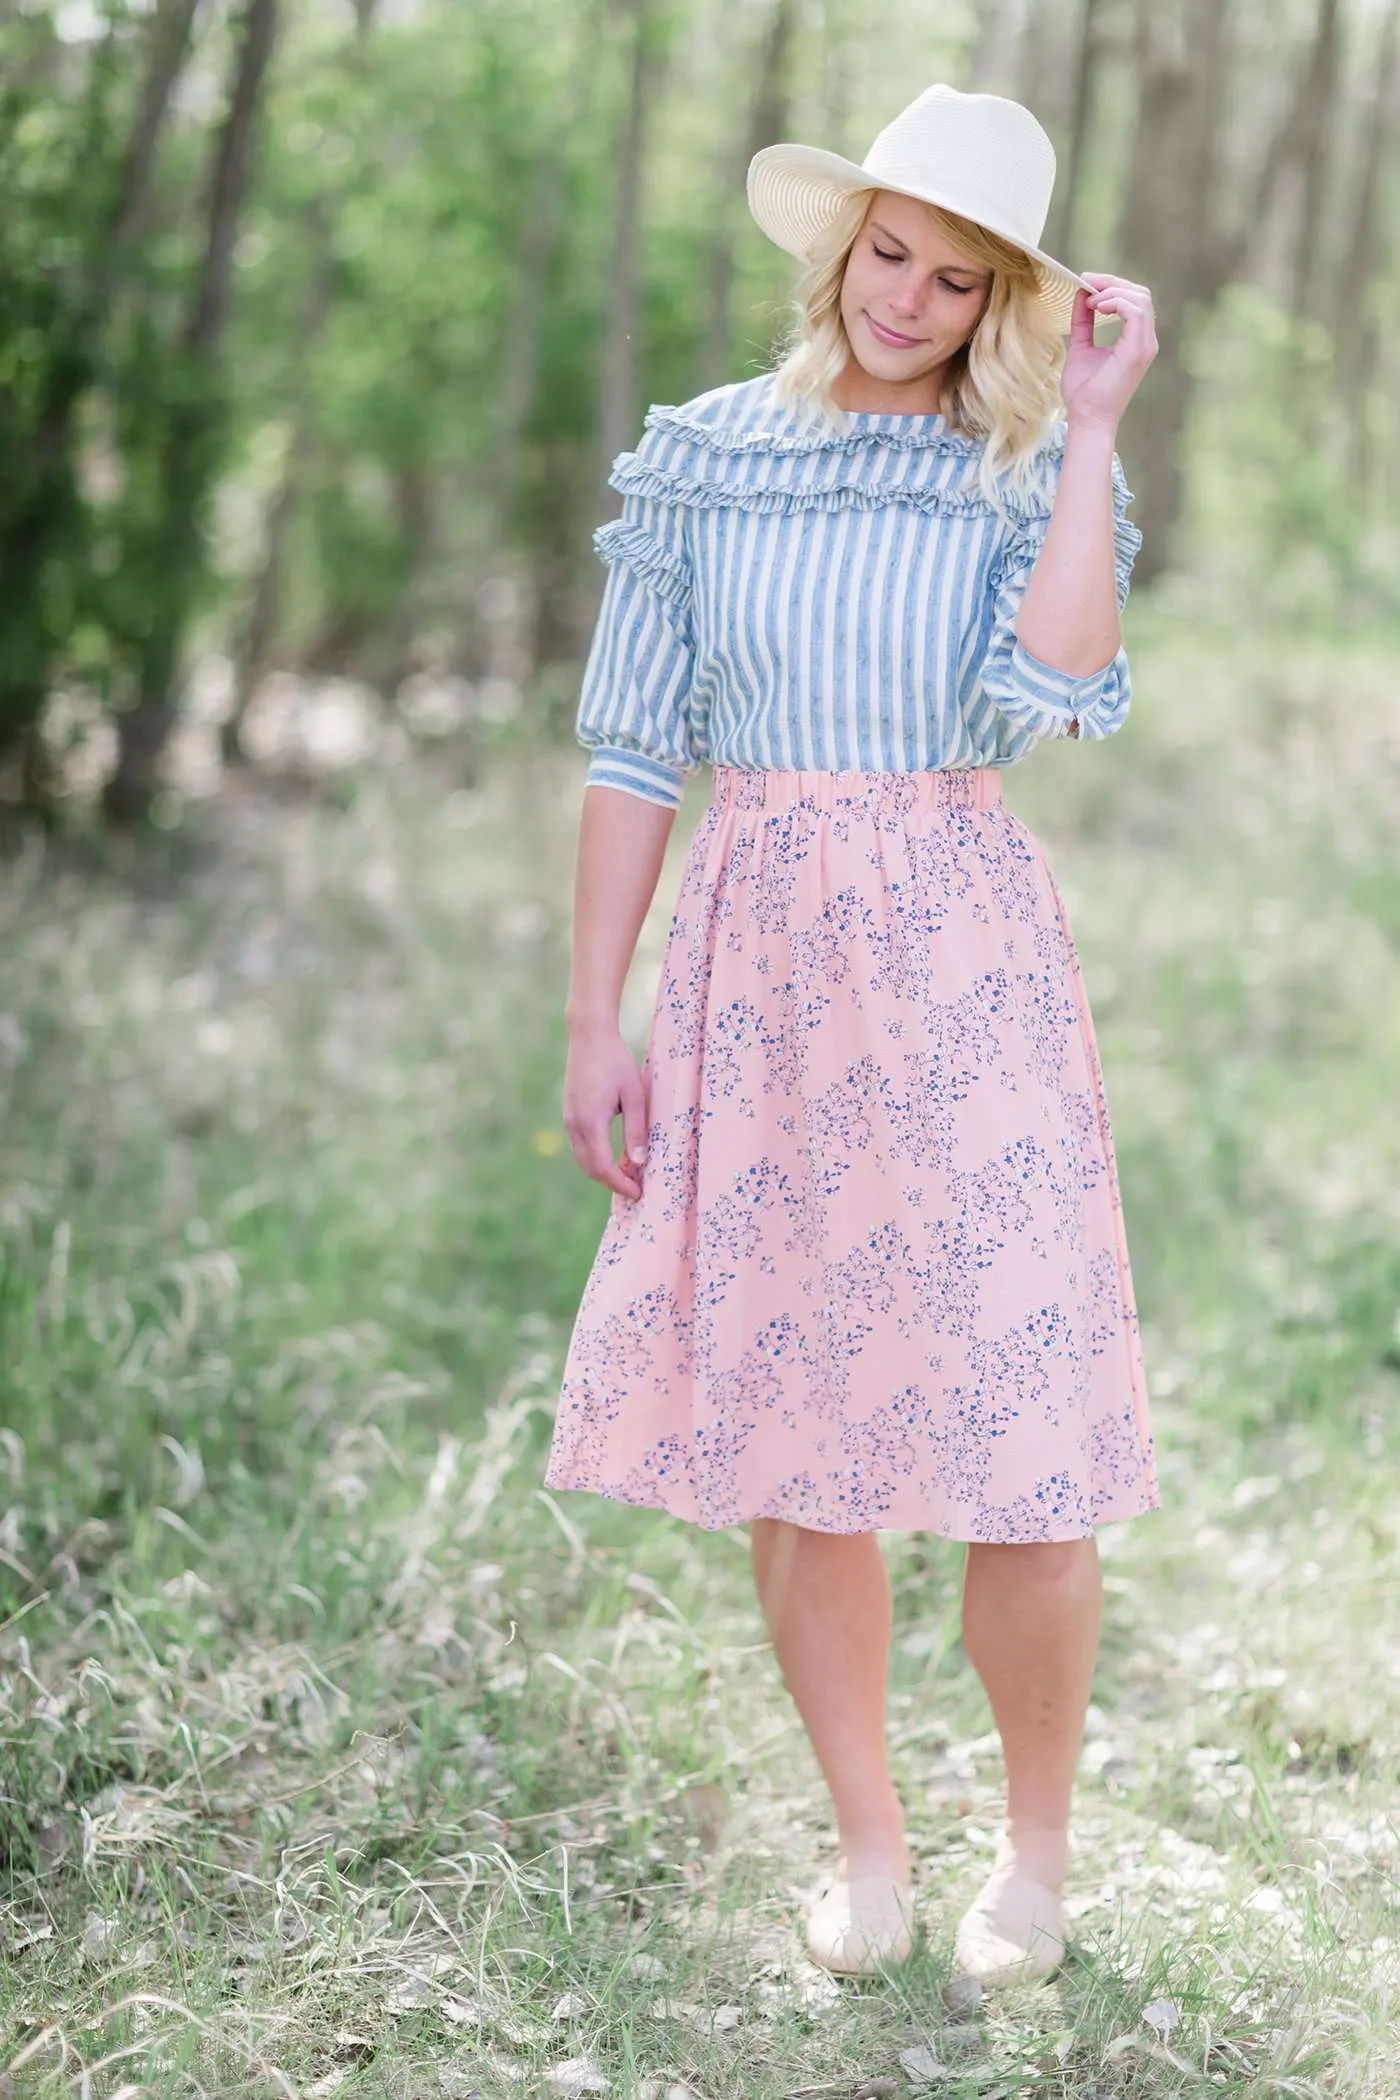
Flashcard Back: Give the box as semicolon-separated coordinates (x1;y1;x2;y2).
0;13;110;756
2;0;1398;813
1182;286;1389;620
0;2;272;799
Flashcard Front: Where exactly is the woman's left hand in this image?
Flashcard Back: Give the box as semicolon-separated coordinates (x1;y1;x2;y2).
1060;274;1158;432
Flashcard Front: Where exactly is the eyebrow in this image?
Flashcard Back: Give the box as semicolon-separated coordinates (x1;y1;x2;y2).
870;223;989;280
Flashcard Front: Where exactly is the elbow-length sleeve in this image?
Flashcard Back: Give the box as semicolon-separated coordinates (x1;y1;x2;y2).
575;462;700;810
977;448;1143;743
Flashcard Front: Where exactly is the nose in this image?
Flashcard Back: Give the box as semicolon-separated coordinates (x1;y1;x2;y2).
887;277;928;320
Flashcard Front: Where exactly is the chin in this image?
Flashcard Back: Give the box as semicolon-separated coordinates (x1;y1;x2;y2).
858;347;939;385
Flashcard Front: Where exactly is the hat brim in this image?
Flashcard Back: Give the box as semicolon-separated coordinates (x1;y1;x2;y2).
747;142;1090;333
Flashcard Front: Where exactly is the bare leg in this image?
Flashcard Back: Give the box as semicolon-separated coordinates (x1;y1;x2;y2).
961;1536;1103;1895
750;1518;908;1883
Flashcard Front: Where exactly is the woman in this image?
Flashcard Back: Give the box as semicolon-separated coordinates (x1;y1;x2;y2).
546;83;1162;1987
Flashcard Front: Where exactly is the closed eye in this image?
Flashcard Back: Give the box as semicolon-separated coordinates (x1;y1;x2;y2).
871;244;979;297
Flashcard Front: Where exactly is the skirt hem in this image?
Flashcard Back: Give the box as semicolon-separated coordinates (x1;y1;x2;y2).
542;1473;1164;1544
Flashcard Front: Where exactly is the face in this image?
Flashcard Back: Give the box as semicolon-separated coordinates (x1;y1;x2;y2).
837;191;993;409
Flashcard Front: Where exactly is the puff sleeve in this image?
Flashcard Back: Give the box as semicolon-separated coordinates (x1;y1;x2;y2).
575;457;701;810
977;448;1143;743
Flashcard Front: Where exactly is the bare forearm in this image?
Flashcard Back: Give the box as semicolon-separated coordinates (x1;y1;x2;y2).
1015;420;1121;678
565;785;676;1034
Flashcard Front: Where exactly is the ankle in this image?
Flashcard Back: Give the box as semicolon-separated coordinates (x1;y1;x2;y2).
836;1797;909;1881
996;1821;1070;1894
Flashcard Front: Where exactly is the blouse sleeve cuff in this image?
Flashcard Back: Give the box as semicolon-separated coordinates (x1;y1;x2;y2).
584;745;686;808
1004;638;1131;739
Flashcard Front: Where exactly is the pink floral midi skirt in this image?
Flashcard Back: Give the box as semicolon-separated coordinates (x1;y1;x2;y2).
545;767;1160;1541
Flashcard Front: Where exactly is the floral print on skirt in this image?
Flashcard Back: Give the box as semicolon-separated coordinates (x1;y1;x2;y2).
546;767;1161;1541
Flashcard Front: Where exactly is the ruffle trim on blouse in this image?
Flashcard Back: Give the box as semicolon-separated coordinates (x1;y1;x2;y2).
610;452;1001;520
604;375;1006;519
593;518;689;614
609;381;1143;531
992;463;1144;611
601;381;1146;600
644;398;985;459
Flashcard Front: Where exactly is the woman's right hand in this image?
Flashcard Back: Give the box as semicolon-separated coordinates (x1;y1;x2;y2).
563;1021;650;1201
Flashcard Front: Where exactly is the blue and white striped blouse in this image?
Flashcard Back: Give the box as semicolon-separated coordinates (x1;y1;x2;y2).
577;371;1143;809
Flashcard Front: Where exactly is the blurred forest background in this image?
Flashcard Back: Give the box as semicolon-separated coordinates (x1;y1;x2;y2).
0;0;1398;822
4;2;1400;2096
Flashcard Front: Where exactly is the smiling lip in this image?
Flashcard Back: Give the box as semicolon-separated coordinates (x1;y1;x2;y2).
866;313;923;349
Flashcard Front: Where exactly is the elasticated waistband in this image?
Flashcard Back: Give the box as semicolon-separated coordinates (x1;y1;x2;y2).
710;766;1004;814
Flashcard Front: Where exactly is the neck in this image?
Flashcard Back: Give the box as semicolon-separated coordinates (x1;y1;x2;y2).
830;353;949;417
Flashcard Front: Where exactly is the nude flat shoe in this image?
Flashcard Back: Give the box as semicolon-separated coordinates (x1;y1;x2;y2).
953;1860;1066;1987
805;1856;916;1976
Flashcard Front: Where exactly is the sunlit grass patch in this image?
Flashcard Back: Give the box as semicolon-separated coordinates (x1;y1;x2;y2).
6;1398;1396;2094
3;620;1400;2092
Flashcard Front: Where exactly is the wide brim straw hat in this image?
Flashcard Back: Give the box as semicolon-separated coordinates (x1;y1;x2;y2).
747;83;1092;333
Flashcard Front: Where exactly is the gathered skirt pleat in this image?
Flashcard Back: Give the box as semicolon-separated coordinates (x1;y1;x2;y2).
545;766;1160;1541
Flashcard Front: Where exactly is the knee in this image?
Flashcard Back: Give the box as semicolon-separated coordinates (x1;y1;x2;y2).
751;1518;877;1548
750;1519;880;1587
967;1536;1099;1594
750;1517;794;1573
749;1516;798;1592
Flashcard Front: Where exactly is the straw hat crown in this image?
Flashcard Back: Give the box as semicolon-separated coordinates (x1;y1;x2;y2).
747;83;1090;329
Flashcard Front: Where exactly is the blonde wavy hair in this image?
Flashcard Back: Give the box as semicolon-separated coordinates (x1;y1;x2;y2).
769;189;1067;507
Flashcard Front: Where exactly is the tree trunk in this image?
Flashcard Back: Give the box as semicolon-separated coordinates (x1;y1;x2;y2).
185;0;277;359
693;0;796;395
1336;0;1400;484
1289;0;1344;324
1016;0;1064;130
1116;0;1231;580
454;2;607;689
533;541;581;672
105;0;279;825
376;461;440;703
965;0;1021;93
1336;0;1400;337
221;445;304;763
1047;0;1105;260
223;0;381;763
816;0;856;151
106;0;203;267
594;0;660;523
0;0;200;785
483;0;605;542
221;282;327;766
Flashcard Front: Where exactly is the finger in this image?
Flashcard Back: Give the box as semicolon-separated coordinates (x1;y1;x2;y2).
618;1065;650;1180
1107;298;1157;346
1088;292;1153;338
570;1121;640;1199
1069;285;1096;348
1100;309;1158;372
603;1150;643;1199
1082;272;1151;296
1087;290;1154;325
1096;297;1154;325
1091;286;1152;311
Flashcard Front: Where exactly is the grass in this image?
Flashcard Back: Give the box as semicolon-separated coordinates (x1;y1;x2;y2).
2;610;1400;2096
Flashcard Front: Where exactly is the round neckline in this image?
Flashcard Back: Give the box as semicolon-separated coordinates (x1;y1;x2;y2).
763;374;962;441
831;405;950;428
644;379;989;458
755;369;949;430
